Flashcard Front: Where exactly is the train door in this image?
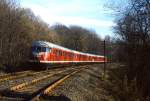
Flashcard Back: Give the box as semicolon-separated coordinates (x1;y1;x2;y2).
74;54;77;61
70;52;74;62
53;48;57;61
49;48;54;61
44;47;51;61
63;51;66;61
66;51;69;61
56;49;60;61
61;51;64;61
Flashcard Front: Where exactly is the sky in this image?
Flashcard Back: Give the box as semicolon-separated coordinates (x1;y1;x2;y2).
20;0;116;38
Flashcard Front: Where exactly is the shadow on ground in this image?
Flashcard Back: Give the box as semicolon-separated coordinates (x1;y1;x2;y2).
0;89;71;101
41;94;71;101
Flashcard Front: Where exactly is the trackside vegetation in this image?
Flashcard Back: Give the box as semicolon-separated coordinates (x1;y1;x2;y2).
104;0;150;100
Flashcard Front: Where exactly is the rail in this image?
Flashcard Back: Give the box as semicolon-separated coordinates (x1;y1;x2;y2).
30;67;85;101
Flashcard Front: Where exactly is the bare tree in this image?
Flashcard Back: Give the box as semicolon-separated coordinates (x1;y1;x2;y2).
114;0;150;99
0;0;60;71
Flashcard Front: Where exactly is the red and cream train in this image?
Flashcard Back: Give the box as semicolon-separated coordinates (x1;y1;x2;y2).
30;41;107;64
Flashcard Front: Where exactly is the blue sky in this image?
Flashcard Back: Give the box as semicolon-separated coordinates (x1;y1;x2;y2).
20;0;116;38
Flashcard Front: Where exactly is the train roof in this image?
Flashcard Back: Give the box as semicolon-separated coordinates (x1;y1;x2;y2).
32;41;104;58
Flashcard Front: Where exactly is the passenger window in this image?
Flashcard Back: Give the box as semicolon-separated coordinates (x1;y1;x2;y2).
56;50;59;55
54;50;56;53
46;47;51;52
72;53;74;57
36;46;40;52
59;51;60;55
63;52;65;56
41;47;46;52
32;46;36;52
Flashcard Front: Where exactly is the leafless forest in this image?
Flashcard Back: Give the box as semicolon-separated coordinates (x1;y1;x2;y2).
0;0;105;71
106;0;150;100
0;0;150;100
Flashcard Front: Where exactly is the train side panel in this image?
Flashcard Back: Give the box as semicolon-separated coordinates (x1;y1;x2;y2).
30;41;106;64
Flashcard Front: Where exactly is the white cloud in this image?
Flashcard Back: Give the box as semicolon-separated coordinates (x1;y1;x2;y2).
22;4;115;27
50;16;115;28
21;0;116;38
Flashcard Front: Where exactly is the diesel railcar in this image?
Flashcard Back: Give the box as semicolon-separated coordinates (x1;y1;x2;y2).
30;41;106;64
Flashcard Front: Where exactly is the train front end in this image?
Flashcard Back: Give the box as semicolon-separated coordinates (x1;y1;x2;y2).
30;41;51;64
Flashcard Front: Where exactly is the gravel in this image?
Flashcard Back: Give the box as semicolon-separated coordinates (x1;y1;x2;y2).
45;64;110;101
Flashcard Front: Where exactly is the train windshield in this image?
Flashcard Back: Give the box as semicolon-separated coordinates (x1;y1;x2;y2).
32;46;50;53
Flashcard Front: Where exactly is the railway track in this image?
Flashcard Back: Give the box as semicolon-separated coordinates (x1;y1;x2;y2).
0;71;31;82
0;66;74;83
31;68;84;101
0;67;75;91
0;65;88;100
